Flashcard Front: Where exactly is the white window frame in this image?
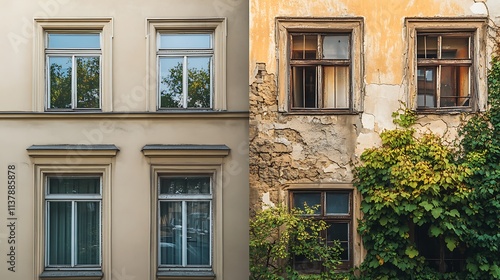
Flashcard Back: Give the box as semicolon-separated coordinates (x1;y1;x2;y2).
405;18;488;113
143;145;229;280
156;174;214;269
29;145;117;280
146;18;227;112
45;32;103;110
44;175;103;268
34;18;113;112
156;32;214;109
276;18;364;114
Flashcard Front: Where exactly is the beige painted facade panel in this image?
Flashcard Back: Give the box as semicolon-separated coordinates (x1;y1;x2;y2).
0;0;248;279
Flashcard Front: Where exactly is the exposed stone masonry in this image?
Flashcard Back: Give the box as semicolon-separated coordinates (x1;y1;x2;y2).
250;64;362;212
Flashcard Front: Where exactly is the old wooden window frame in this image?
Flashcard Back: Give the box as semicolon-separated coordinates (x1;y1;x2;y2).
406;18;488;113
289;189;354;271
276;18;364;114
288;33;352;111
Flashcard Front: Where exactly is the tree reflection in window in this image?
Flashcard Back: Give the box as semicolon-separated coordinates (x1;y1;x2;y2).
160;59;211;109
49;56;100;109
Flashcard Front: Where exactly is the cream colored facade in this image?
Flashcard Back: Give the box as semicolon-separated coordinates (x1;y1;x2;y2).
249;0;499;271
0;0;249;280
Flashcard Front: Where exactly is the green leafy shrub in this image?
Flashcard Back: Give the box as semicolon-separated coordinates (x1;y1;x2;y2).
250;205;345;280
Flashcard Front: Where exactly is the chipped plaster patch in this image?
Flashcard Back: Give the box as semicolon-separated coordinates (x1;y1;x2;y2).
261;192;275;210
470;2;488;15
362;113;375;130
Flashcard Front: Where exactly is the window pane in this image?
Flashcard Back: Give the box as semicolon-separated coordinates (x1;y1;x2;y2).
293;192;321;213
323;66;349;108
442;36;469;59
417;35;438;58
48;33;100;49
417;67;436;108
187;201;211;265
159;57;184;108
327;222;349;261
291;35;317;59
323;35;349;59
160;34;211;49
440;66;470;107
49;56;72;109
160;176;211;195
187;57;211;108
76;202;100;265
48;177;100;194
292;66;317;108
326;192;349;214
48;202;72;266
76;57;100;109
159;201;182;265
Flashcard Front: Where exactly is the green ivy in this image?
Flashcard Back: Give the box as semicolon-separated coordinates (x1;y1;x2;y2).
354;55;500;279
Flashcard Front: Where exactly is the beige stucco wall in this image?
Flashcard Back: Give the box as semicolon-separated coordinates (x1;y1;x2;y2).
0;0;249;279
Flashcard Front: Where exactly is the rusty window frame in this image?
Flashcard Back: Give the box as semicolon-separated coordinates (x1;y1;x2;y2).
289;189;353;271
288;32;352;112
416;31;473;110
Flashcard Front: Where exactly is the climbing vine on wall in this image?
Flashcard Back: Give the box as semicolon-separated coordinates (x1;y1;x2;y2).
354;55;500;279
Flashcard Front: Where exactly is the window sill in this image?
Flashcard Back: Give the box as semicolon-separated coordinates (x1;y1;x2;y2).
416;107;474;115
157;270;215;280
283;109;361;115
40;270;103;280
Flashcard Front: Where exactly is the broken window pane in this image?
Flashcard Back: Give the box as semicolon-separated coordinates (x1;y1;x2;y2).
323;35;349;59
441;36;469;59
291;35;317;59
440;66;470;107
417;35;438;59
292;66;317;108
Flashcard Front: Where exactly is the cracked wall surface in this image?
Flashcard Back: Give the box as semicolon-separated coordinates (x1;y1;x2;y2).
249;0;500;214
250;66;362;211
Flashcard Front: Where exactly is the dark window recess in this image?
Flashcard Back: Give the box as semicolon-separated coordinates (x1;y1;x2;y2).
290;33;351;110
289;190;353;271
416;33;472;109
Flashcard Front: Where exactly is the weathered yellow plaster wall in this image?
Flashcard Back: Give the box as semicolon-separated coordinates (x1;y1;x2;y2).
250;0;486;84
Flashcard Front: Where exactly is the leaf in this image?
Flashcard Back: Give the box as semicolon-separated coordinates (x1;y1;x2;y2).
420;201;434;211
445;236;457;251
379;217;388;226
448;209;460;217
405;247;419;258
429;225;443;237
431;207;443;219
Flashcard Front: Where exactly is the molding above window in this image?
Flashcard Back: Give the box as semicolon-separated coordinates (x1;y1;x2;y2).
33;18;113;112
276;17;364;114
27;144;119;158
146;18;227;112
405;17;488;112
142;144;230;158
284;182;354;190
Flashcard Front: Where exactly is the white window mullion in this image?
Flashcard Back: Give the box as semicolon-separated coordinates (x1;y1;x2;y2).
210;57;213;108
71;201;76;267
182;201;187;266
71;55;77;109
46;55;51;109
183;56;188;108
